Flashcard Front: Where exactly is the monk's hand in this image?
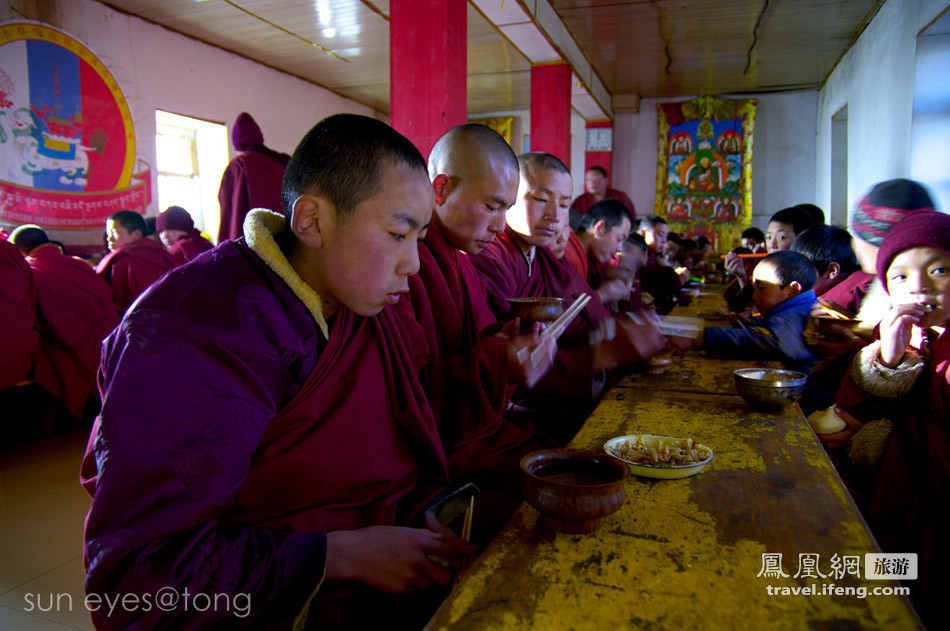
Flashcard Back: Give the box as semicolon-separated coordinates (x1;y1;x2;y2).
423;512;478;573
506;322;557;388
494;317;521;340
324;525;473;594
879;303;926;367
596;278;633;304
593;315;665;371
724;252;747;285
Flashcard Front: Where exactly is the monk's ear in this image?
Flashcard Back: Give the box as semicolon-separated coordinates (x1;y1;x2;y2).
432;174;453;206
827;262;841;280
592;219;606;237
290;194;328;249
786;280;803;297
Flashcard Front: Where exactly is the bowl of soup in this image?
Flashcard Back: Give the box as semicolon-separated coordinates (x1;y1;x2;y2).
520;449;628;534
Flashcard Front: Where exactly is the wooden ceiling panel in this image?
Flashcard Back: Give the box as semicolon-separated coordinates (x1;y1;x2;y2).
467;69;532;113
101;0;881;117
552;0;881;97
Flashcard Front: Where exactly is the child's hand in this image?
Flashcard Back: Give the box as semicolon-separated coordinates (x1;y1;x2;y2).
878;303;927;367
818;406;864;448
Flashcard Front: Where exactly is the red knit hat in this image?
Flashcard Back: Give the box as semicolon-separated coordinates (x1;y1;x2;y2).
849;179;934;246
877;211;950;288
231;112;264;151
155;205;194;233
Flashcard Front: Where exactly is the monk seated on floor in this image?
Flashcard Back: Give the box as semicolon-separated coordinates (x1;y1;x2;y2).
10;225;118;423
409;123;558;543
80;114;473;630
95;209;177;314
470;152;664;444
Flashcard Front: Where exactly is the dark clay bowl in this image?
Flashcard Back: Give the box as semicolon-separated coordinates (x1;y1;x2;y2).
520;449;629;534
507;297;564;323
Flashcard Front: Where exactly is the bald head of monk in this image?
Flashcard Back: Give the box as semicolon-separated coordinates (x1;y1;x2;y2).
427;124;520;255
509;152;572;251
10;224;49;256
279;113;434;318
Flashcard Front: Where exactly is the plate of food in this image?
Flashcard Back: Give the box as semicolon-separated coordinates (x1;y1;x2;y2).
603;434;714;479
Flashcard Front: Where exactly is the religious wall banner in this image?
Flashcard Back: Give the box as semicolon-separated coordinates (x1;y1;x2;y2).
654;96;756;252
468;116;514;146
0;21;149;235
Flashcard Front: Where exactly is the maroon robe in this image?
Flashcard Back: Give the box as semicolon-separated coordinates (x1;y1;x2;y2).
570;188;636;219
95;237;177;314
865;329;950;629
217;148;290;242
820;270;875;315
0;237;37;389
166;228;214;265
407;216;549;481
470;226;610;443
562;230;588;278
27;244;118;418
81;235;448;629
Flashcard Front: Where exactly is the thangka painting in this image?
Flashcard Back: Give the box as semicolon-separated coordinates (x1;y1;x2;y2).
0;21;150;239
654;96;756;252
468;116;514;146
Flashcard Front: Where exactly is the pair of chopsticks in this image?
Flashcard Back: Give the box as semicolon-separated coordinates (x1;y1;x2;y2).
720;252;768;259
515;293;592;365
461;496;474;543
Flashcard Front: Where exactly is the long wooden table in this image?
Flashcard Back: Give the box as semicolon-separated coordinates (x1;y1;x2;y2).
426;286;922;630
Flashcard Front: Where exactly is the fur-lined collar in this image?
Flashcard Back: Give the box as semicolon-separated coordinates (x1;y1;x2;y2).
243;209;329;339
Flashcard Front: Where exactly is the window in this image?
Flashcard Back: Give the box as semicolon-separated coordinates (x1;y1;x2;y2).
910;12;950;213
155;111;229;241
831;105;848;227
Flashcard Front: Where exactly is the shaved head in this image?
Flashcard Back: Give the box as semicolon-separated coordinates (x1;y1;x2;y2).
426;124;520;255
518;152;569;184
10;224;49;255
428;124;519;182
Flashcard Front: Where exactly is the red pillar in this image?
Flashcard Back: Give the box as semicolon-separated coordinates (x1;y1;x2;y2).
390;0;467;157
530;62;572;168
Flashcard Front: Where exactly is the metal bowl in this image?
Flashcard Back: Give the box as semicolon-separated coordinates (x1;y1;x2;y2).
507;297;564;322
733;368;807;407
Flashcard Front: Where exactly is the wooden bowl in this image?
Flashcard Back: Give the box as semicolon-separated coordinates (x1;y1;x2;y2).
507;297;564;323
520;449;629;534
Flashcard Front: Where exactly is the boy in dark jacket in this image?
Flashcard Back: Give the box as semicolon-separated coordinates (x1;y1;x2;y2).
685;251;820;373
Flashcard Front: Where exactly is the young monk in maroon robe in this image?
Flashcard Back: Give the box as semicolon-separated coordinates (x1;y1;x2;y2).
10;226;118;420
81;114;472;630
156;205;214;264
95;210;177;314
0;234;37;391
558;222;586;276
832;211;950;630
574;198;634;307
470;152;664;443
408;125;558;538
217;112;291;242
